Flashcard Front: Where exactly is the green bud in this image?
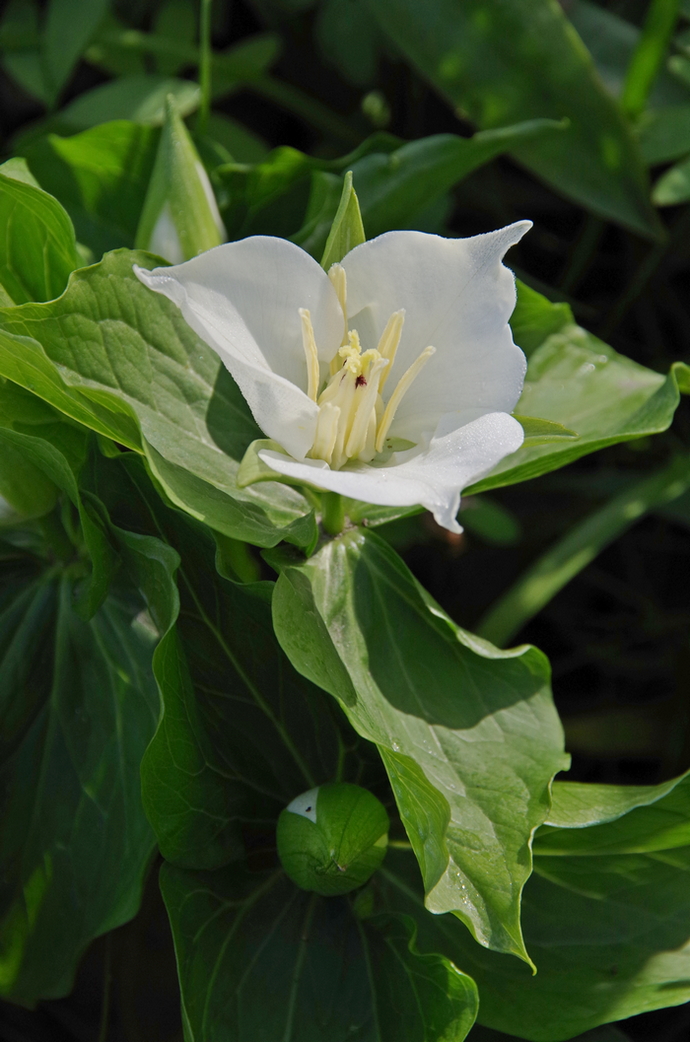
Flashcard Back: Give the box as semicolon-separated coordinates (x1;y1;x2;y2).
276;783;389;897
135;95;225;264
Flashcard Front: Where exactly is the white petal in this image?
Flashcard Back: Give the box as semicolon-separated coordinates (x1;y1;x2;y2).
259;412;524;533
134;237;343;458
340;224;530;442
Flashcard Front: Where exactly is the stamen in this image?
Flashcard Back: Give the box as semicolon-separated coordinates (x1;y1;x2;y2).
375;310;405;391
310;402;340;465
299;307;320;402
345;357;388;461
375;345;436;453
328;263;349;373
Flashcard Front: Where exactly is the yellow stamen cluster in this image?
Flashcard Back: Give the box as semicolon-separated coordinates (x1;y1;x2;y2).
300;263;435;470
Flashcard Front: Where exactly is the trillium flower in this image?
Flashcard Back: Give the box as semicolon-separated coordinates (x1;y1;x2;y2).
134;223;530;532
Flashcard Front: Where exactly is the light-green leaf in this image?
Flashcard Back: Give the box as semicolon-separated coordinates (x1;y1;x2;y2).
22;121;159;254
0;249;318;549
271;529;568;965
473;287;688;492
364;0;661;238
0;169;80;304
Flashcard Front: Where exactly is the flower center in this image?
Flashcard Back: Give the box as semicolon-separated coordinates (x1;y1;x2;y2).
299;263;435;470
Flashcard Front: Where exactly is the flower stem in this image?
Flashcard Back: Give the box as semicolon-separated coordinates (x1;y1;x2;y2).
198;0;212;136
322;492;345;535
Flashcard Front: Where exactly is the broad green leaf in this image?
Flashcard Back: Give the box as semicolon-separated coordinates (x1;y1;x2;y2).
349;122;563;242
151;0;196;77
96;454;338;868
458;495;522;546
43;0;109;103
201;112;269;164
271;529;568;964
0;559;159;1004
0;249;318;549
58;74;201;130
0;170;80;304
477;454;690;646
161;861;478;1042
22;121;159;254
0;0;49;105
364;0;661;238
0;433;57;521
315;0;382;86
382;845;690;1041
535;770;690;855
0;156;40;188
471;308;689;493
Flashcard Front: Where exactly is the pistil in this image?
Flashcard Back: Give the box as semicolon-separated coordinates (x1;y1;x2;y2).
300;276;434;469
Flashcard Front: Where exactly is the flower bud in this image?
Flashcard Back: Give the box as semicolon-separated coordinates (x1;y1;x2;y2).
276;783;389;896
135;96;225;264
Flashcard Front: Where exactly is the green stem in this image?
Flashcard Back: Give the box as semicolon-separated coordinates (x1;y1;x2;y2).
97;932;113;1042
476;454;690;648
621;0;680;119
322;492;345;536
198;0;212;136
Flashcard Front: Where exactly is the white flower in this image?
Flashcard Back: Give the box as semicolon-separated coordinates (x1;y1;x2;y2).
134;223;530;532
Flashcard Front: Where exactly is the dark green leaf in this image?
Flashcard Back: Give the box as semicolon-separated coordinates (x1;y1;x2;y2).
0;562;158;1004
637;103;690;164
43;0;109;102
652;153;690;204
365;0;661;237
0;170;80;304
98;455;338;868
161;861;478;1042
272;528;568;964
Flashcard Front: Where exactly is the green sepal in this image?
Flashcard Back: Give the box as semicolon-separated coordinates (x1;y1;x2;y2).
320;170;366;269
135;94;224;262
237;438;300;488
514;415;580;444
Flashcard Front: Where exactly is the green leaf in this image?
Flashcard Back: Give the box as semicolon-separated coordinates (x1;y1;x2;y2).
96;455;338;868
510;279;573;357
0;433;58;521
471;301;688;493
0;560;159;1003
42;0;109;102
271;528;568;965
381;844;690;1041
364;0;661;238
652;152;690;204
22;121;159;254
514;415;579;444
320;170;366;269
535;770;690;855
349;122;563;242
58;74;201;131
315;0;382;86
160;861;479;1042
458;495;522;546
0;249;318;549
0;170;80;304
637;104;690;164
